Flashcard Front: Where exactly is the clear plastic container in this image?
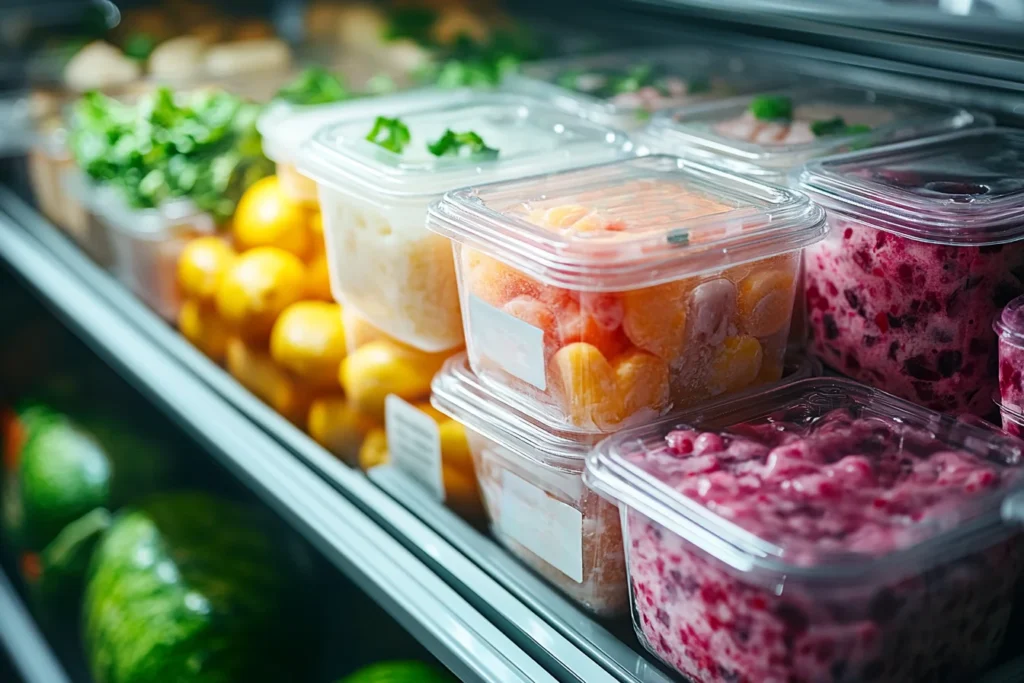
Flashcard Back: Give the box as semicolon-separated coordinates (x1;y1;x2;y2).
428;155;826;431
431;352;628;616
646;84;990;184
798;128;1024;416
79;180;216;321
297;92;634;352
257;88;474;205
502;47;785;132
996;294;1024;415
585;377;1024;683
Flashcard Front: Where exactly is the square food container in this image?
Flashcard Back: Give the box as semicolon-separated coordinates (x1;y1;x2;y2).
257;88;473;205
996;294;1024;416
646;84;989;184
427;155;826;432
431;352;629;616
798;128;1024;417
585;377;1024;683
502;46;785;132
77;179;215;321
296;92;634;353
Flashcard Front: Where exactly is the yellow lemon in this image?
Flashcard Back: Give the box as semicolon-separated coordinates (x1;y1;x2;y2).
177;236;236;302
178;298;231;363
216;247;306;342
339;340;448;421
358;428;389;471
232;175;312;258
270;301;346;390
438;418;474;473
304;250;334;302
307;395;379;466
226;336;313;425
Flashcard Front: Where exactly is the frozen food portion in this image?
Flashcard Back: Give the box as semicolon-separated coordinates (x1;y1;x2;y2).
648;86;986;181
586;378;1024;683
800;129;1024;415
430;156;826;430
712;94;893;145
431;354;628;616
506;47;781;130
997;294;1024;413
298;94;632;352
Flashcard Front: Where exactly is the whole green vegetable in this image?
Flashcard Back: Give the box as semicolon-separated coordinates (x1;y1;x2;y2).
84;492;305;683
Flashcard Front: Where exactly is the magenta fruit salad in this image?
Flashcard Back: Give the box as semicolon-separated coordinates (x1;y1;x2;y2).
799;129;1024;416
586;378;1024;683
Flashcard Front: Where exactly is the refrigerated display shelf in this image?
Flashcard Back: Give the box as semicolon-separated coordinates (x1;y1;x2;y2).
0;567;72;683
0;192;597;683
0;186;638;683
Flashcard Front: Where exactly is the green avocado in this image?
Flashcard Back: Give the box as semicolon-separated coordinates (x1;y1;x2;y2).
84;492;302;683
339;661;457;683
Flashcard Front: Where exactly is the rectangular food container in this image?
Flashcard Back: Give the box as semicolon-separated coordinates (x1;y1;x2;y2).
645;84;990;185
427;155;826;432
258;88;474;206
502;46;785;131
296;92;634;353
585;376;1024;683
798;128;1024;417
431;352;629;616
996;294;1024;416
79;180;216;321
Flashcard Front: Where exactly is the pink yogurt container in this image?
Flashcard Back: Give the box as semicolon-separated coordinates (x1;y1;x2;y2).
798;128;1024;416
586;377;1024;683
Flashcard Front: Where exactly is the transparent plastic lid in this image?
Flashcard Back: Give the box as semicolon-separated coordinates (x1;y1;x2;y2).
428;155;826;291
69;173;214;238
504;46;783;125
296;93;633;199
257;88;475;165
431;353;595;473
586;377;1024;580
800;128;1024;246
648;84;987;178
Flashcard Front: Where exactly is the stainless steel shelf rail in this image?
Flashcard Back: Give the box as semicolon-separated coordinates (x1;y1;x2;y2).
0;568;72;683
0;196;589;683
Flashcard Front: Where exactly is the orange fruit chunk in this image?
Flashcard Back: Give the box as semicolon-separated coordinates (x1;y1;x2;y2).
737;268;795;337
462;248;539;308
553;294;630;359
614;350;670;419
621;280;693;359
708;335;763;396
549;342;622;429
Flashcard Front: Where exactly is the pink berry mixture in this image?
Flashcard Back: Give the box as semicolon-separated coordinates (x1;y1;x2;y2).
997;294;1024;416
621;407;1024;683
805;218;1024;416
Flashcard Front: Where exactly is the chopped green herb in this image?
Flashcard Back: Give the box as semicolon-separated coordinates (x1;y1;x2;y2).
122;33;156;61
366;116;411;154
275;67;350;106
427;129;498;159
384;6;439;45
686;77;712;94
749;95;793;121
611;64;656;95
810;116;873;137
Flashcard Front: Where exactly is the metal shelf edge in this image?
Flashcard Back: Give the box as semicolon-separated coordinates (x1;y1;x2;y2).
0;201;563;683
0;568;72;683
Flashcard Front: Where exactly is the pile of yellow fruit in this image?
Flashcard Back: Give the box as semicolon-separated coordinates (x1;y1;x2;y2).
175;175;480;516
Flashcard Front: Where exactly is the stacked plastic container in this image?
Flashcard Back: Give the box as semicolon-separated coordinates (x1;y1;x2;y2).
423;154;828;613
996;294;1024;435
585;377;1024;682
503;46;787;131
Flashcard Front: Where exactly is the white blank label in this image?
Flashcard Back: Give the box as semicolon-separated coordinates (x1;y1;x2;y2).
386;395;445;501
499;471;583;583
469;294;547;390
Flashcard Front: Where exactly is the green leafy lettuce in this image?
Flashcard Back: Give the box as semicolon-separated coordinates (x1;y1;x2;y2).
70;87;273;223
274;67;351;106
